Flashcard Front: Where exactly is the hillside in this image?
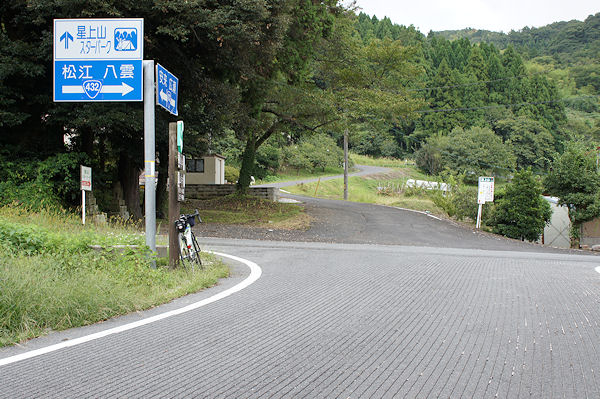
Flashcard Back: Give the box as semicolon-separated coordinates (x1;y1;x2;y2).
434;13;600;66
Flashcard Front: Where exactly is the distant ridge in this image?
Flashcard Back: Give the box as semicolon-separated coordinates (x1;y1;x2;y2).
432;13;600;65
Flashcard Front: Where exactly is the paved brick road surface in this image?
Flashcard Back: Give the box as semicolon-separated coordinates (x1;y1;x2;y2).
1;239;599;398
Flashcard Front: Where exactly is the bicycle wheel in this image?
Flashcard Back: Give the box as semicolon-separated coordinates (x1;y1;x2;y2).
189;232;203;268
178;233;195;271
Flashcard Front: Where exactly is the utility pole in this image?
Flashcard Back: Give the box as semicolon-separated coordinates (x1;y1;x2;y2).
344;128;349;201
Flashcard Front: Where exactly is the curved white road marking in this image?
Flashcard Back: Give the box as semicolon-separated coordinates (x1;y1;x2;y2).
0;251;261;367
595;266;600;274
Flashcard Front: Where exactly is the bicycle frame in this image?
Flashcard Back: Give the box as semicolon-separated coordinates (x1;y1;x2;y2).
176;210;202;268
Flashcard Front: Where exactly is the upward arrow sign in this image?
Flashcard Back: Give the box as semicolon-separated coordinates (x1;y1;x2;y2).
60;31;74;49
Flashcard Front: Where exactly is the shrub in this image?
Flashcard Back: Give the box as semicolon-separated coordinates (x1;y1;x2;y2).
490;169;552;241
415;142;444;175
283;146;311;173
0;152;89;209
451;184;479;221
282;134;343;173
255;143;281;179
224;165;240;183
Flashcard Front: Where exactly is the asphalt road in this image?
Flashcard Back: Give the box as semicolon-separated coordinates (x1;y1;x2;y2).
2;170;600;398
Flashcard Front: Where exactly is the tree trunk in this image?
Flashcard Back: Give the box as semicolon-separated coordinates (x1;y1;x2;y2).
237;135;256;194
80;127;94;159
118;152;143;219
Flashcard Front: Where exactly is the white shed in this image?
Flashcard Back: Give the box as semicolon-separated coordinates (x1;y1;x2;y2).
186;154;226;185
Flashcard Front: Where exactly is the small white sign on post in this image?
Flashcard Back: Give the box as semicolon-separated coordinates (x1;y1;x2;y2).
81;165;92;191
478;177;494;204
476;177;494;229
177;171;185;202
80;165;92;225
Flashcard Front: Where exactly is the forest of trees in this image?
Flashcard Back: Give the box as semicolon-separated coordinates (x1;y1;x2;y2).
1;2;599;225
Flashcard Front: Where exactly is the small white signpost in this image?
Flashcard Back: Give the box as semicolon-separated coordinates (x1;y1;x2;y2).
80;165;92;225
476;176;494;229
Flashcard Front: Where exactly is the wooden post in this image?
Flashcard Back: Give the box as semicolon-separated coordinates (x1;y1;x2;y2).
344;128;349;201
168;122;180;268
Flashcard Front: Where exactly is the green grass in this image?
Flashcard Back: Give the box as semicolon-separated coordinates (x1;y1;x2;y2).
256;166;345;185
287;174;444;215
0;205;229;347
182;194;310;229
350;153;415;169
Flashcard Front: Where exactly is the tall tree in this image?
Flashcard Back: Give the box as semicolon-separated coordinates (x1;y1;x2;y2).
234;0;340;192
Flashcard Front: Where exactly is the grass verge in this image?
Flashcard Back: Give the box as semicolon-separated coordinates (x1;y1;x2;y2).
255;166;345;185
182;194;310;230
0;205;229;347
284;160;445;215
287;176;444;215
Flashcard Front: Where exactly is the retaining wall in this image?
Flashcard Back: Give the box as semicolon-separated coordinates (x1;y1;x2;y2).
186;184;279;201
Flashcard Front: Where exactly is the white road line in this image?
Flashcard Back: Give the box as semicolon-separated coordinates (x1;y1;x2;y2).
0;251;261;367
393;206;442;220
595;266;600;274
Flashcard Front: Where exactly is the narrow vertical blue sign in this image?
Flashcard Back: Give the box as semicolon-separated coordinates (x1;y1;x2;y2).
156;64;179;116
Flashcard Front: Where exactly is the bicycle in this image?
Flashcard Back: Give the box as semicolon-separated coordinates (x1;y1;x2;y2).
175;209;202;270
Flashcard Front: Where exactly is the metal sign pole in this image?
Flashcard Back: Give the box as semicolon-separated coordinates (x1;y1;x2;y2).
143;60;156;262
82;190;86;225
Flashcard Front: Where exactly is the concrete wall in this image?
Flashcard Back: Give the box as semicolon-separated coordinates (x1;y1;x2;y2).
186;184;279;201
187;155;225;185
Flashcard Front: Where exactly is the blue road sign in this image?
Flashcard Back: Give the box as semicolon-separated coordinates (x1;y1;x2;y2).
156;64;178;116
54;60;143;102
53;19;143;102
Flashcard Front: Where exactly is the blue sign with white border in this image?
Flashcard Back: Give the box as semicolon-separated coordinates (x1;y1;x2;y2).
156;64;178;116
53;18;143;102
54;60;143;102
54;19;143;60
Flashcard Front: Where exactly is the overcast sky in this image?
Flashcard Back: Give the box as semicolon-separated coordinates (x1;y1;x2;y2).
352;0;599;34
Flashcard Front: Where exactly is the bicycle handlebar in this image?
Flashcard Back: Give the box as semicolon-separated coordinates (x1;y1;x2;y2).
175;209;202;229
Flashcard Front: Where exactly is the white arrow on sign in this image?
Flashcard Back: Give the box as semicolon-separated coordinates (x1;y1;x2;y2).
62;82;134;96
159;89;177;107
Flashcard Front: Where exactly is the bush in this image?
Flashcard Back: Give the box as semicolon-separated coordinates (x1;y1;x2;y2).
283;145;311;173
282;134;344;173
490;169;551;241
0;180;62;211
353;129;401;158
254;143;282;179
451;184;479;221
415;143;444;175
415;127;516;182
0;152;89;209
224;165;240;183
